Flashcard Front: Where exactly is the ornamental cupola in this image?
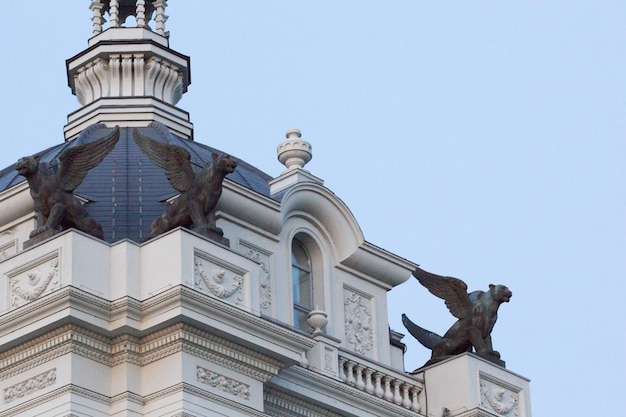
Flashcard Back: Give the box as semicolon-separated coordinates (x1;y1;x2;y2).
65;0;192;140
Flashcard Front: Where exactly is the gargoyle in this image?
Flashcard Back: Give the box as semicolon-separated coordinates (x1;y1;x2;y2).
402;267;512;368
16;126;120;240
133;129;237;239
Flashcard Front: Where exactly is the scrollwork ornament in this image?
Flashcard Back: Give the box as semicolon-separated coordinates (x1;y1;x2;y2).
344;291;374;355
4;369;57;403
196;366;250;399
194;257;243;304
246;247;272;311
480;380;519;416
11;258;60;307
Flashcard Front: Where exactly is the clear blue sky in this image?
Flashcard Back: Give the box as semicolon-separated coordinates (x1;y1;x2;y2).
1;2;624;416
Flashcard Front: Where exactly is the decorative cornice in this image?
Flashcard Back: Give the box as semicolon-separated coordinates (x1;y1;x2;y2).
264;386;344;417
0;285;316;357
166;286;317;353
144;383;270;417
0;383;269;417
0;324;118;381
0;384;110;417
0;322;284;384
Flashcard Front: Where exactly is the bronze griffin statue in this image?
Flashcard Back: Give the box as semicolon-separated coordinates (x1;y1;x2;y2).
133;128;237;240
16;126;120;241
402;267;512;368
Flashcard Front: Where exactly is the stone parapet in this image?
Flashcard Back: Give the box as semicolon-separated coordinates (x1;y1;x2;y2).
413;353;532;417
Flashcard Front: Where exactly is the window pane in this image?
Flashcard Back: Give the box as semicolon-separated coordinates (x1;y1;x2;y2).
292;241;311;271
292;239;313;329
294;308;309;332
298;269;312;308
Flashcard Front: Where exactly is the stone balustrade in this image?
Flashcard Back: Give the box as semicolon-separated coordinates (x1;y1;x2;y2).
338;352;422;413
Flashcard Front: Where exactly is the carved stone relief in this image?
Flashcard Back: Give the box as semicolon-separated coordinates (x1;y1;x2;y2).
0;240;17;261
0;228;17;261
196;366;250;400
8;253;60;309
344;288;374;356
193;253;244;306
4;369;57;403
239;240;272;313
480;378;520;416
324;347;335;373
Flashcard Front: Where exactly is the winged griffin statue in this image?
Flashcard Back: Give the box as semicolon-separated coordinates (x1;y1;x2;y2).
402;267;512;368
133;128;237;240
16;125;120;240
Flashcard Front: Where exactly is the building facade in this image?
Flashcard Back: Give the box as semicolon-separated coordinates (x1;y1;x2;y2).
0;2;531;416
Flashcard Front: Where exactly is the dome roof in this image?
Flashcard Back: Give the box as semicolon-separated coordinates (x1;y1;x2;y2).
0;123;275;243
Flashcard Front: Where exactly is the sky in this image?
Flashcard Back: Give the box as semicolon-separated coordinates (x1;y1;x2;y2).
0;2;625;416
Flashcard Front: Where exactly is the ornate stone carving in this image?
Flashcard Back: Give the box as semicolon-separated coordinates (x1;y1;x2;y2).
9;255;60;308
344;289;374;355
196;366;250;400
0;228;17;260
194;255;243;305
480;379;520;416
4;369;56;403
324;347;334;372
0;227;16;238
240;242;272;313
0;241;17;261
402;267;512;368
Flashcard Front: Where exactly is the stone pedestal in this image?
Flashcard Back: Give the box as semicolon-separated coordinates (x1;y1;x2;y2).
414;353;531;417
193;228;230;247
23;229;57;249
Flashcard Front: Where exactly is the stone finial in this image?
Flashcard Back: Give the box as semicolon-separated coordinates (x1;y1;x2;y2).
277;128;312;171
307;307;328;336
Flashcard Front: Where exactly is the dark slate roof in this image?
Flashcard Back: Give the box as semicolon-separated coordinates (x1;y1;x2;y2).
0;123;275;243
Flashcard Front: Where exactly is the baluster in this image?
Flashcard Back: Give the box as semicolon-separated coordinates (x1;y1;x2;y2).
364;368;375;394
345;361;356;386
383;375;393;402
374;372;384;398
338;357;347;382
90;1;104;34
136;0;146;27
410;387;422;413
109;0;120;27
153;0;168;36
392;380;403;405
401;383;412;408
355;365;365;390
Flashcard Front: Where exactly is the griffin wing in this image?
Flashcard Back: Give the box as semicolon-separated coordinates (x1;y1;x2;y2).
133;129;195;192
401;313;442;350
413;267;473;319
58;126;120;191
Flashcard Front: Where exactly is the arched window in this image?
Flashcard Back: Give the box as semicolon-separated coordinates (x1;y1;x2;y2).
292;239;313;330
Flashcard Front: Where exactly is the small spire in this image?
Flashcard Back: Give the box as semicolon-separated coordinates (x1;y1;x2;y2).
65;0;190;140
89;0;168;36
